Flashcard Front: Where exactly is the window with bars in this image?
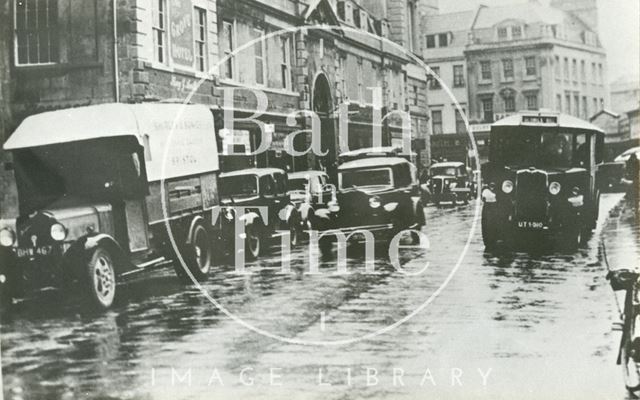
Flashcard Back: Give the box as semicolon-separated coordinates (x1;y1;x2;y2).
280;35;292;90
480;61;491;80
14;0;59;65
502;59;514;80
431;110;443;135
525;56;536;76
253;28;266;85
194;7;206;72
152;0;168;64
453;65;464;87
221;20;235;79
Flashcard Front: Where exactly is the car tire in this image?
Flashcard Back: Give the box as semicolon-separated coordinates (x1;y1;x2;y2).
176;223;212;283
245;223;263;260
85;246;117;310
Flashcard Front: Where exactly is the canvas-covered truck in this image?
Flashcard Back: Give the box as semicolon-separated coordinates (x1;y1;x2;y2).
0;103;222;309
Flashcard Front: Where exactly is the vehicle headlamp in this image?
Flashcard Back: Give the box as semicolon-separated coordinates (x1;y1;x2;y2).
50;223;67;242
369;196;381;209
328;201;340;213
549;181;561;196
449;182;458;189
501;180;514;194
224;208;235;221
0;228;16;247
571;186;581;196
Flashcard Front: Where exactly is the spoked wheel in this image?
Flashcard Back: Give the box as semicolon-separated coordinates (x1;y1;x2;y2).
86;247;117;310
623;319;640;397
245;224;262;260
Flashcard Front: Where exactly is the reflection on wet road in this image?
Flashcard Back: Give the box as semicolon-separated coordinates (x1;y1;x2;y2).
1;194;633;399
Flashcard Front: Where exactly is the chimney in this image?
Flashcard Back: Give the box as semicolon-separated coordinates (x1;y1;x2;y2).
550;0;599;31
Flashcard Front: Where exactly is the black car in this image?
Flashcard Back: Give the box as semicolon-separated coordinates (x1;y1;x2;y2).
427;162;472;205
312;157;426;254
481;111;604;250
219;168;300;259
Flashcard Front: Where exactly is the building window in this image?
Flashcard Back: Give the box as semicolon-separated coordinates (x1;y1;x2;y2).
591;62;597;82
556;94;562;112
353;7;361;28
455;108;466;134
426;35;435;49
497;27;508;39
572;59;577;82
152;0;168;64
555;55;561;78
413;85;419;106
438;33;448;47
565;94;571;115
431;110;443;134
429;66;440;89
574;94;579;116
593;97;598;112
525;56;536;76
598;63;604;84
504;96;515;113
220;20;236;79
280;36;292;90
582;96;588;118
453;65;464;87
14;0;59;65
193;7;207;72
564;57;569;80
407;1;416;51
526;93;538;110
482;98;494;123
600;97;605;109
480;61;492;80
502;59;514;80
580;60;586;83
512;25;522;39
337;1;345;20
252;28;266;85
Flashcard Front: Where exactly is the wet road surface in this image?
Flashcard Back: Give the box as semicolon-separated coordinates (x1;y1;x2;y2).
1;194;634;399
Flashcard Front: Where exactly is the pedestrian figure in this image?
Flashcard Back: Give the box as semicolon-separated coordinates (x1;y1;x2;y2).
623;152;639;210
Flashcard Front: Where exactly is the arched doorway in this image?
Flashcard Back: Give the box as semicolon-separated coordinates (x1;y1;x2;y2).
311;72;336;178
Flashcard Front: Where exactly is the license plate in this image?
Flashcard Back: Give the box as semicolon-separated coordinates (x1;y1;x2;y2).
16;245;53;258
517;221;545;229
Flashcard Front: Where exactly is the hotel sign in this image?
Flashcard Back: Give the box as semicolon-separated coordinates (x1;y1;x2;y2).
170;0;194;68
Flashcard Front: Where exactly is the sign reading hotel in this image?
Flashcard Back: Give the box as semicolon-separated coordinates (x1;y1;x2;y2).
170;0;194;68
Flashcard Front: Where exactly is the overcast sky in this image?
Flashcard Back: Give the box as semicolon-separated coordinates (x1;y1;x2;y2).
439;0;640;84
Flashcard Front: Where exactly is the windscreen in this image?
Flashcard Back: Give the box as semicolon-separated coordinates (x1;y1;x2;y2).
340;168;392;189
491;129;589;169
220;175;258;197
13;137;146;214
430;166;458;176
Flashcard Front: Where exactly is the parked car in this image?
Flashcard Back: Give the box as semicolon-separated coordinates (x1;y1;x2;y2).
0;103;223;309
481;111;604;250
287;170;332;233
312;157;425;255
427;162;472;205
219;168;300;259
614;146;640;163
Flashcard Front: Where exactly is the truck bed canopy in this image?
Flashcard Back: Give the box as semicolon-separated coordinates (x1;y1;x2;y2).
4;103;219;181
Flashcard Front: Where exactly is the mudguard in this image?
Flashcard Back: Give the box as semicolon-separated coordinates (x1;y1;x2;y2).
239;211;265;226
68;233;131;276
186;216;206;244
298;203;314;222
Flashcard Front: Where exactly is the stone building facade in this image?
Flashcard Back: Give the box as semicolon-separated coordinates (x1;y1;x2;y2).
0;0;431;218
